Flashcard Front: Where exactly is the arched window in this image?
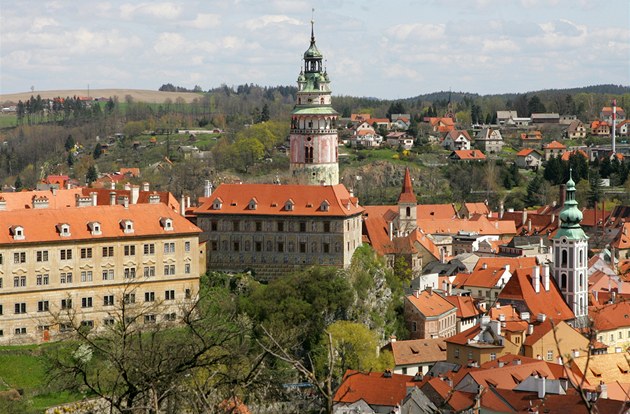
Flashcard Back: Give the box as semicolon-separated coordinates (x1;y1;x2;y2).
561;250;568;267
579;273;584;289
561;273;567;289
579;297;584;315
406;206;411;217
578;250;583;267
305;146;314;163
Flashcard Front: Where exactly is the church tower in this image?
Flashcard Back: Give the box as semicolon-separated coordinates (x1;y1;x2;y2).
397;168;417;235
552;170;588;323
289;20;339;185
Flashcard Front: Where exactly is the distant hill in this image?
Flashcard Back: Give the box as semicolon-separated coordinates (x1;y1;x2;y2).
0;89;204;105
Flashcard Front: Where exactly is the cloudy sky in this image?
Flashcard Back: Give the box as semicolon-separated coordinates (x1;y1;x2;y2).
1;0;629;99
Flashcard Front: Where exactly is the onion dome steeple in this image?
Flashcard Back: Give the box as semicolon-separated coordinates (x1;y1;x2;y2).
554;169;587;240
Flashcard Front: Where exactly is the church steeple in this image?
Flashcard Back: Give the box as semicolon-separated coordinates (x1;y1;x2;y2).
397;168;417;235
555;169;586;240
398;167;417;204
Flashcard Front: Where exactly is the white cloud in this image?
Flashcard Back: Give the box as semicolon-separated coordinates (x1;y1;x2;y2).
482;38;520;53
189;13;221;29
384;23;446;42
153;32;188;55
120;2;182;20
243;15;302;31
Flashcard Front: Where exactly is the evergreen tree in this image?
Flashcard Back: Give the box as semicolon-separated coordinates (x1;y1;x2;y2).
527;95;546;116
86;165;98;185
260;103;270;122
93;143;103;159
67;152;74;167
587;170;603;208
14;176;22;191
543;156;563;185
525;174;543;207
64;134;75;151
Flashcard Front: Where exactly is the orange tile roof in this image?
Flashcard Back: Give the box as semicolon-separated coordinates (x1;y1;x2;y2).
444;295;482;319
0;188;84;210
333;370;412;407
544;140;567;150
611;223;630;250
474;257;538;271
0;203;200;244
82;187;181;212
422;377;474;411
487;304;521;321
457;267;509;289
119;167;140;177
407;290;457;317
590;301;630;331
417;204;458;220
498;267;575;321
451;150;486;160
416;215;515;236
194;184;363;217
350;113;371;122
462;202;490;216
386;338;447;366
561;149;588;161
516;148;541;157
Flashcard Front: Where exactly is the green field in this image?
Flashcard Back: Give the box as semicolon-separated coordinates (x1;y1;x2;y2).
0;114;17;129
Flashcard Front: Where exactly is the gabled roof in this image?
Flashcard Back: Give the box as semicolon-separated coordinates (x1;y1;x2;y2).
195;184;362;217
497;266;575;321
444;295;483;319
456;266;510;289
570;352;630;385
385;338;447;366
450;150;486;160
544;140;567;150
445;129;472;141
333;370;412;407
417;215;515;236
590;301;630;331
474;257;538;271
560;149;588;161
461;202;490;216
407;290;457;318
611;223;630;249
516;148;542;157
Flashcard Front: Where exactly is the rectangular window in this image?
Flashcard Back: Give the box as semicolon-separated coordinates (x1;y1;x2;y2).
102;246;114;257
15;327;27;335
103;318;115;326
144;292;155;302
14;276;26;287
103;295;115;306
60;249;72;260
164;313;176;321
80;248;93;259
102;269;114;281
80;271;93;282
124;268;136;279
210;241;218;251
323;221;331;232
232;220;240;231
60;272;73;284
36;274;50;286
184;241;191;252
13;252;26;264
185;263;191;274
143;266;155;277
144;314;156;324
0;254;3;264
61;299;72;310
81;297;93;308
277;222;284;232
547;350;553;361
255;221;262;232
14;303;26;314
277;242;284;252
300;242;306;253
124;245;136;256
255;242;262;252
164;264;176;276
323;243;330;253
0;304;2;315
165;290;175;300
233;241;240;251
0;277;2;288
164;242;175;254
81;320;94;329
37;300;49;312
36;250;49;262
490;353;496;361
185;289;191;299
299;222;306;232
143;243;155;255
124;293;136;304
210;221;217;231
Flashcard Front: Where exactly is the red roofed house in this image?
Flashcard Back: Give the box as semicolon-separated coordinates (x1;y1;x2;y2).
453;265;512;302
522;318;590;362
611;222;630;260
590;301;630;352
591;120;611;137
449;150;486;162
458;202;490;219
405;288;457;340
600;106;626;124
382;337;447;376
425;117;455;133
441;130;471;151
520;131;543;149
333;370;413;413
193;183;363;280
543;140;567;161
515;148;543;170
565;120;587;139
444;295;483;333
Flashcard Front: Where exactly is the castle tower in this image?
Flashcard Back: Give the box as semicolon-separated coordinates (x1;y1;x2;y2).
397;168;417;235
289;20;339;185
552;170;588;323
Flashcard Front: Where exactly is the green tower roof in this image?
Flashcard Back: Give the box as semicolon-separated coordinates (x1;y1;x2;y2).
554;169;587;240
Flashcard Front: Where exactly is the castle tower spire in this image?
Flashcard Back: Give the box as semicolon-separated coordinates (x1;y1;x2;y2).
552;169;588;324
397;168;417;236
289;18;339;185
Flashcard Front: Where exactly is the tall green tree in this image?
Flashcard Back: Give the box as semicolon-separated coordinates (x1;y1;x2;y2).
587;170;603;208
64;134;75;151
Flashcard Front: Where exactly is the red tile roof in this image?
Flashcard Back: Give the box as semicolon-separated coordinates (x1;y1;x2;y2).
451;150;486;160
398;168;417;204
474;257;538;271
544;140;567;150
560;149;588;161
386;338;447;366
333;370;412;407
590;301;630;331
611;223;630;250
407;290;457;318
498;266;575;321
458;266;510;289
461;202;490;216
444;295;482;319
516;148;541;157
0;203;200;244
195;184;363;217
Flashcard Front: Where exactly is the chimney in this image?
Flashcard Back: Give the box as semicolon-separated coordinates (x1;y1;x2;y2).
521;312;530;321
572;349;580;358
515;358;521;365
533;266;541;293
537;376;546;399
90;192;97;206
551;213;556;224
187;196;191;208
180;194;186;216
495;302;501;309
594;290;599;303
527;324;534;335
426;286;433;296
527;219;532;234
559;184;566;206
131;185;139;204
598;381;608;399
482;263;488;270
522;210;528;226
498;361;505;368
504;264;510;273
110;181;116;190
499;314;505;322
389;222;394;241
149;192;161;204
142;182;150;192
204;180;212;198
440;247;445;263
442;280;448;292
414;290;420;299
499;200;504;219
109;191;116;206
537;313;546;322
122;196;129;209
542;264;550;291
390;335;397;343
124;183;131;191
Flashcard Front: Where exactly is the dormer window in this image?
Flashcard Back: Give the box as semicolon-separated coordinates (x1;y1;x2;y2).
160;217;173;231
88;221;102;236
10;225;24;241
57;223;71;237
284;199;294;211
212;198;223;210
120;219;134;234
248;198;258;210
320;200;330;212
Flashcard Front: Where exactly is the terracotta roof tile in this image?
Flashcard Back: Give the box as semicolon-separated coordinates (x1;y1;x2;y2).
451;150;486;160
333;370;412;407
386;338;447;366
407;290;457;318
444;295;482;319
